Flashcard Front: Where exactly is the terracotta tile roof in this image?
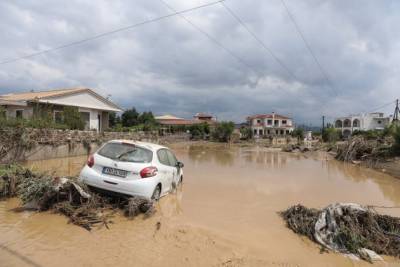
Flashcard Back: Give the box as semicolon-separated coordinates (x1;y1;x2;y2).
247;113;291;120
158;119;201;126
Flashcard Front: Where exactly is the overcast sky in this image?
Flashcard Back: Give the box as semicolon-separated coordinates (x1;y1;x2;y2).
0;0;399;124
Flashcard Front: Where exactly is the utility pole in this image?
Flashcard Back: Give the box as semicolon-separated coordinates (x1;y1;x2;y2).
393;99;399;124
322;115;325;133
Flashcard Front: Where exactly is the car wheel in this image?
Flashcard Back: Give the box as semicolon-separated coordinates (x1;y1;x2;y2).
152;185;161;201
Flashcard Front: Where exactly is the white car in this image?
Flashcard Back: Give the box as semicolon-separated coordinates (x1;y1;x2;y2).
79;140;184;200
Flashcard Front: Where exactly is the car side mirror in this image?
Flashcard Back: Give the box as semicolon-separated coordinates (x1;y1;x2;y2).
176;161;184;168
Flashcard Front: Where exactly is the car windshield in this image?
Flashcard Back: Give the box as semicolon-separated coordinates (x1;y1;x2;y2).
97;143;153;163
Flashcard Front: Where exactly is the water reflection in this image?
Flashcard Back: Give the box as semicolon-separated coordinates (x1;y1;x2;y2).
325;159;400;204
187;145;235;167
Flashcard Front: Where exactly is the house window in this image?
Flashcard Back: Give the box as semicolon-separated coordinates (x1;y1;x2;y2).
377;120;382;124
267;120;272;125
256;119;261;124
258;129;263;135
16;110;23;119
280;130;284;135
282;120;287;125
254;129;257;135
54;111;63;124
286;130;290;134
267;130;270;134
274;120;279;126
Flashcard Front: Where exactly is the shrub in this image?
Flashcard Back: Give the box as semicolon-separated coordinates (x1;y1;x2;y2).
63;106;85;130
322;127;341;143
239;127;252;140
0;106;6;119
188;123;210;139
109;112;119;128
392;125;400;155
352;129;381;140
211;121;235;142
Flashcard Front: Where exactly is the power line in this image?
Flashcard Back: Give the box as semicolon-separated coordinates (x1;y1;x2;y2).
366;100;396;113
280;0;338;97
0;0;225;65
220;1;338;115
220;1;299;81
158;0;262;76
325;99;397;121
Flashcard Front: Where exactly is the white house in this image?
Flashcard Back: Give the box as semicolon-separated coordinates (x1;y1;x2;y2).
247;113;294;137
0;87;122;131
334;112;391;137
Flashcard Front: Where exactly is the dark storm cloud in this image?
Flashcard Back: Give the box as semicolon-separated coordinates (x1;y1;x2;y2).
0;0;399;124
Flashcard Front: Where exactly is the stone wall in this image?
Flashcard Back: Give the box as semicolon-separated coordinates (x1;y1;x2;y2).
0;128;190;162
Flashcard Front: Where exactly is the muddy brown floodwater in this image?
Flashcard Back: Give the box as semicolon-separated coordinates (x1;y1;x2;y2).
1;144;400;267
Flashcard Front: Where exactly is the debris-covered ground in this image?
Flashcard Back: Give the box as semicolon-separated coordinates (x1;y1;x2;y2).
281;203;400;262
282;144;310;153
335;136;393;164
0;164;154;230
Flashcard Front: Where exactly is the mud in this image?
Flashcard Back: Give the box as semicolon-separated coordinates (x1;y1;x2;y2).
1;144;400;266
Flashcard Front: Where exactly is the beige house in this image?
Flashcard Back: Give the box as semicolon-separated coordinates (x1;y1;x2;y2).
0;87;122;131
247;113;294;137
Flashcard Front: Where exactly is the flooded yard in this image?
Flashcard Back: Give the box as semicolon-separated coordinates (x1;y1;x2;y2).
1;144;400;266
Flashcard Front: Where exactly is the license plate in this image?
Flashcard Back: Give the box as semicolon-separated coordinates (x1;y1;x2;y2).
102;167;127;178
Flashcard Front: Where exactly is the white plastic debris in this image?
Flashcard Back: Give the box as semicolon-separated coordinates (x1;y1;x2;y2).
313;203;383;261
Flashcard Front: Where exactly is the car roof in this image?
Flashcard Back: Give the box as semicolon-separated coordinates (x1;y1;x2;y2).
107;139;169;151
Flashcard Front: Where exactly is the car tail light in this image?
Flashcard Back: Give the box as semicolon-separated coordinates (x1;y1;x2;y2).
140;166;158;178
87;155;94;168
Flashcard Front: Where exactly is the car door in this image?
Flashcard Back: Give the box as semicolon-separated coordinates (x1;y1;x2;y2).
156;149;174;193
165;149;180;185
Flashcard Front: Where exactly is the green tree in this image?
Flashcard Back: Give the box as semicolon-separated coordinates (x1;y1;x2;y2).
212;121;235;142
138;111;156;125
291;128;304;139
121;107;139;127
63;106;85;130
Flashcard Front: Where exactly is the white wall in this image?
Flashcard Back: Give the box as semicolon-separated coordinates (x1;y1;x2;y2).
40;91;120;112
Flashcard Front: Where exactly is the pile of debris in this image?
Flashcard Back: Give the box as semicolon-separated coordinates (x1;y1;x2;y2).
0;165;154;230
282;144;310;153
335;136;391;164
281;203;400;262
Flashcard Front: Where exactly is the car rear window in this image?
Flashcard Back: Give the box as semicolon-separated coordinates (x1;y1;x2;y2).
98;143;153;163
